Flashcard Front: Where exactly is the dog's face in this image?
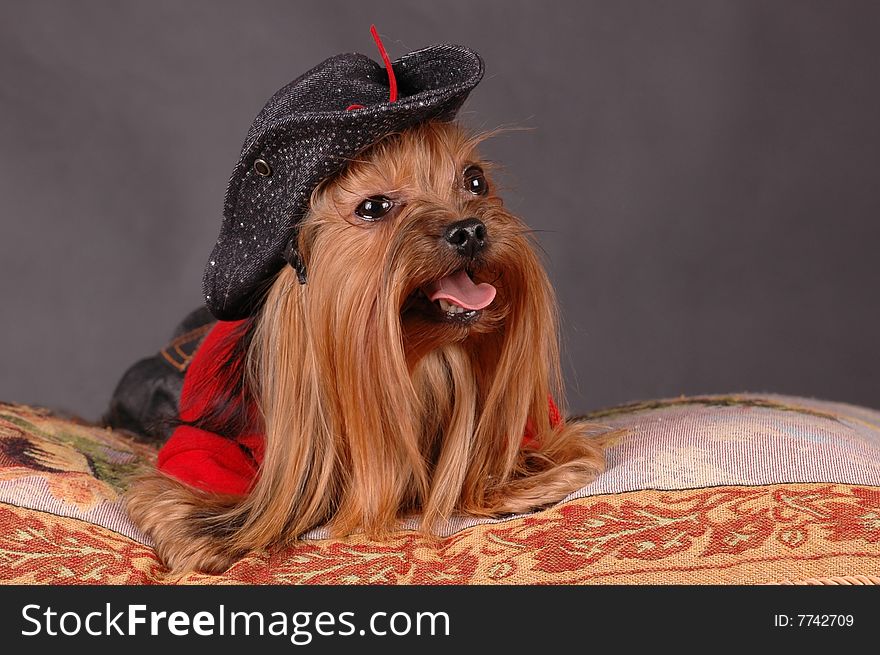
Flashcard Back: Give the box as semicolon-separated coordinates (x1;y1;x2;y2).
300;122;543;364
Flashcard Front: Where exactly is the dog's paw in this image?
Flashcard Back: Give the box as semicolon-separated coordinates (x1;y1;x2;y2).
487;418;607;515
125;471;247;574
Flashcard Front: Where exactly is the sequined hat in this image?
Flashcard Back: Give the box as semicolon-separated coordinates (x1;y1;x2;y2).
203;26;484;320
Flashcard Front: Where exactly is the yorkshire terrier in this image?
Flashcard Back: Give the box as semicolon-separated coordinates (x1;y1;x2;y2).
115;29;607;572
123;120;606;573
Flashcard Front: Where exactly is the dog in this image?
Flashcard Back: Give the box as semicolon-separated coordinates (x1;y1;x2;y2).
123;120;606;573
114;30;609;573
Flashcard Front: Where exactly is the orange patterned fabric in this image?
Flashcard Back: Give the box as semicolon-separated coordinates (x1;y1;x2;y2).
1;483;878;584
2;397;880;584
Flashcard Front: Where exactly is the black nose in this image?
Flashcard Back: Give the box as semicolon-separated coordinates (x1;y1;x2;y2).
444;218;487;258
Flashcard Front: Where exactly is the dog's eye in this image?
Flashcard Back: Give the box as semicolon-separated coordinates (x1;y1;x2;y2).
463;165;488;195
354;196;394;221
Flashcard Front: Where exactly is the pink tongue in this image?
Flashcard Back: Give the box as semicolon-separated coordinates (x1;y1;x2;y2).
424;270;497;311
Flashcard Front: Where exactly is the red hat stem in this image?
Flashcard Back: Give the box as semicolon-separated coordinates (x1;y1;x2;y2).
370;24;398;103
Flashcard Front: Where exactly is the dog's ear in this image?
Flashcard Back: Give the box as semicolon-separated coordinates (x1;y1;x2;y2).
282;237;308;285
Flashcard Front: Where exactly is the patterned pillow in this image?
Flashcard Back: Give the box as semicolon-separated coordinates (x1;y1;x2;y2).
1;395;878;584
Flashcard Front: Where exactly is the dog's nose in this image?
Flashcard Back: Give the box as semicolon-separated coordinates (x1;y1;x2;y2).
444;218;487;258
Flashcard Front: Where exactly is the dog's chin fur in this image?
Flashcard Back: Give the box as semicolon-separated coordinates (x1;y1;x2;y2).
127;121;607;574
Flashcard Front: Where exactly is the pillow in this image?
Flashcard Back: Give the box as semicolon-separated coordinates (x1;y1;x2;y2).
1;395;878;584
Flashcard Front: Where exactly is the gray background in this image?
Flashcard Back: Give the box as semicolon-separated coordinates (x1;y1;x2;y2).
1;0;878;420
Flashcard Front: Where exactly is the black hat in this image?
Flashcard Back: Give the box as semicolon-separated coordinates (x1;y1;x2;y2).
203;27;484;320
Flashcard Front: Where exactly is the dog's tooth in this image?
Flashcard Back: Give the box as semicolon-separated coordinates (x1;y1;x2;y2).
436;298;472;315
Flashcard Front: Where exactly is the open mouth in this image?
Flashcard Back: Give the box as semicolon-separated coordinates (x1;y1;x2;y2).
414;269;497;323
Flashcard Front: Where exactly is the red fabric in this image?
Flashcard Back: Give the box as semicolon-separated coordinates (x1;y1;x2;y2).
157;320;263;495
522;396;561;448
158;321;563;495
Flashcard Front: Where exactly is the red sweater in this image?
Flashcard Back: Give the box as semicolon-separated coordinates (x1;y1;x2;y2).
157;320;560;495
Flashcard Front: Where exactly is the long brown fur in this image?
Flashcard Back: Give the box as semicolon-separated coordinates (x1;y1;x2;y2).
127;121;607;573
